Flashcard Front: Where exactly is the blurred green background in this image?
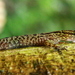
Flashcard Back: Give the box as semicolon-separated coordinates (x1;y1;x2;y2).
1;0;75;38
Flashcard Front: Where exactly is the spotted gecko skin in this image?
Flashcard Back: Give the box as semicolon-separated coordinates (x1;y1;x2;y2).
0;30;75;50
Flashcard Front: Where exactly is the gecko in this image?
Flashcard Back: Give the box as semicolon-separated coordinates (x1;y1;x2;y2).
0;30;75;50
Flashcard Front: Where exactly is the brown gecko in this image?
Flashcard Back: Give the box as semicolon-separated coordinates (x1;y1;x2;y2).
0;30;75;50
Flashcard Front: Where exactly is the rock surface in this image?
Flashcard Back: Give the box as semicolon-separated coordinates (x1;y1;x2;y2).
0;43;75;75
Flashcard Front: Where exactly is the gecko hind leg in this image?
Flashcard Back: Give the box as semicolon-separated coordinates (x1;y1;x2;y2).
44;40;67;54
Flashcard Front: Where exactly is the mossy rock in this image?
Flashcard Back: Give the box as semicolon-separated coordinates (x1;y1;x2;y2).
0;43;75;75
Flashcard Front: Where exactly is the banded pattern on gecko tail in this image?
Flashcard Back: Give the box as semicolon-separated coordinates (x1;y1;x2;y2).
0;30;75;50
0;34;47;50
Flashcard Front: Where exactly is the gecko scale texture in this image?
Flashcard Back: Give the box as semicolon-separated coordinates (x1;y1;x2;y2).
0;30;75;50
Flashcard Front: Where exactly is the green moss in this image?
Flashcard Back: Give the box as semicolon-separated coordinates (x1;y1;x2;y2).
0;43;75;75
